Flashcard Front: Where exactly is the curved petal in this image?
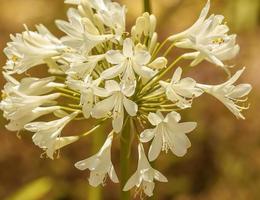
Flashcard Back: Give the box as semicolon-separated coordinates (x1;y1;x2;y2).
123;97;138;116
148;112;163;126
134;50;151;66
106;50;125;64
148;129;162;161
140;129;155;143
123;172;139;191
91;95;115;118
109;165;119;183
101;63;125;80
123;38;134;57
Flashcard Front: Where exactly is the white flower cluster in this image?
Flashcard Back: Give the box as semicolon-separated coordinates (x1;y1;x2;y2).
0;0;252;197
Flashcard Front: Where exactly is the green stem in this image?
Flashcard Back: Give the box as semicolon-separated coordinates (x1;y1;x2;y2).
120;118;131;200
143;0;152;13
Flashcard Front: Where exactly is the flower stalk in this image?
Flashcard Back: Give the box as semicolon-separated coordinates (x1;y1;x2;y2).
143;0;152;13
120;118;131;200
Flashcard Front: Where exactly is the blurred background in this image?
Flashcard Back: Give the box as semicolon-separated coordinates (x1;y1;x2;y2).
0;0;259;199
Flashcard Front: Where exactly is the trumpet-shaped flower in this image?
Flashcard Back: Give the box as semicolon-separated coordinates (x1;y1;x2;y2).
0;91;60;122
197;67;252;119
140;111;197;161
75;133;119;186
3;73;64;96
4;24;65;74
24;111;79;159
92;80;138;133
168;0;239;67
123;144;167;197
160;67;203;109
56;8;113;54
101;38;155;94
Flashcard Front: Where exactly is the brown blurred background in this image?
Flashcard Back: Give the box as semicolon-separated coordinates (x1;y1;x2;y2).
0;0;259;199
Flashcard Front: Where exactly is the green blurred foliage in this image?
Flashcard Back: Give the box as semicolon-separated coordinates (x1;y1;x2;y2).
0;0;259;200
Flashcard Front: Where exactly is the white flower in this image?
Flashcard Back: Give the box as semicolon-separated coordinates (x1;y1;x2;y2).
3;72;64;96
123;144;167;197
64;53;105;79
56;8;113;54
92;80;138;133
67;75;106;118
159;67;203;109
140;111;197;161
168;0;239;67
24;111;80;159
0;91;60;122
5;106;60;131
94;1;126;39
101;38;155;94
4;24;65;74
197;67;252;119
75;133;119;186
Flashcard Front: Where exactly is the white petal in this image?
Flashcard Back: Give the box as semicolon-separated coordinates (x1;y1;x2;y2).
165;111;181;123
92;95;115;118
106;50;125;64
148;129;163;161
148;57;167;69
123;97;138;116
101;63;125;79
123;172;139;191
148;112;163;126
171;67;182;83
228;84;252;98
123;38;134;57
140;129;155;143
154;170;168;182
109;165;119;183
134;50;151;66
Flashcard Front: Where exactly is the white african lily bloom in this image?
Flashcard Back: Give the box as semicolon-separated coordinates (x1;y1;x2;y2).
64;53;105;79
67;75;106;118
123;144;167;197
168;0;239;67
3;73;64;96
24;111;80;159
75;133;119;187
92;80;138;133
159;67;203;109
0;91;60;122
102;38;155;94
197;67;252;119
4;24;65;74
94;1;126;39
6;106;60;131
140;111;197;161
56;8;113;53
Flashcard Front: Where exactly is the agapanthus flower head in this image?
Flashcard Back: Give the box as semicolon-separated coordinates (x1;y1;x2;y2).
0;0;251;198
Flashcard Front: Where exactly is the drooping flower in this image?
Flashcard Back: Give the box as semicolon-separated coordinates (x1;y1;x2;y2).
92;80;138;133
140;111;197;161
4;24;65;74
197;67;252;119
123;144;167;197
159;67;203;109
75;132;119;186
101;38;156;94
24;111;80;159
168;0;239;68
